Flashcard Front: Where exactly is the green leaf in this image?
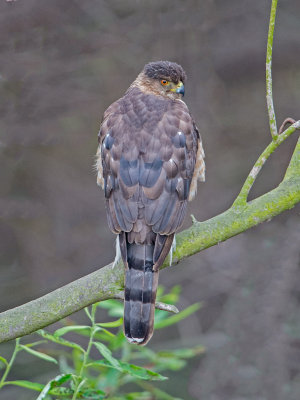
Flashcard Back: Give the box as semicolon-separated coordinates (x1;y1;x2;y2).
88;360;167;381
64;326;115;345
59;355;75;375
156;286;165;298
54;325;91;337
155;302;201;329
51;373;72;386
19;345;57;364
0;355;8;367
125;393;152;400
158;345;205;359
94;330;117;344
98;367;121;389
36;374;72;400
72;349;83;376
130;346;156;361
4;380;44;392
37;329;85;352
96;317;123;328
4;380;105;399
159;285;181;304
109;330;127;350
118;361;167;381
131;346;204;372
93;342;120;369
49;387;74;396
158;357;187;371
94;325;116;338
97;299;123;317
109;393;152;400
154;309;171;323
24;340;47;348
151;346;205;371
150;386;183;400
84;307;92;321
80;388;106;399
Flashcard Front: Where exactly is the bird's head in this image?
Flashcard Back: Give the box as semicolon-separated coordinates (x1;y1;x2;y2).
132;61;186;100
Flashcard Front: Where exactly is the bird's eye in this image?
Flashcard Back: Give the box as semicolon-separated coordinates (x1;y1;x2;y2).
160;79;169;86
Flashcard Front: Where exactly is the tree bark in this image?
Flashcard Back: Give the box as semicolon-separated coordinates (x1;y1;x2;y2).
0;133;299;344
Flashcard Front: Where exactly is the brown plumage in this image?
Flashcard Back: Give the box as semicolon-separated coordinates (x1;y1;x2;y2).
96;61;205;345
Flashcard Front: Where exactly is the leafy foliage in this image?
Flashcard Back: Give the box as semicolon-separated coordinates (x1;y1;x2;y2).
0;286;204;399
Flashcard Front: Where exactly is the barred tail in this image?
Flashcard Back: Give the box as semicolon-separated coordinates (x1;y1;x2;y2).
124;242;158;345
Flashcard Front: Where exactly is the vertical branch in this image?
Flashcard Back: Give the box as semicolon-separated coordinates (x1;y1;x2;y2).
266;0;278;139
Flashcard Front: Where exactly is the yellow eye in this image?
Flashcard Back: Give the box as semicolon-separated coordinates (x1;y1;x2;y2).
161;79;169;86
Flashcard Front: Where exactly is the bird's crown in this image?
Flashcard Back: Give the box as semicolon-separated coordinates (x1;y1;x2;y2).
143;61;187;84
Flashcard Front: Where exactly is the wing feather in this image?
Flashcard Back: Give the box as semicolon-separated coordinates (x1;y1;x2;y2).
96;89;205;242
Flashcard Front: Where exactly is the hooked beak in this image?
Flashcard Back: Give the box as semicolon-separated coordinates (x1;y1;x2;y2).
176;81;185;96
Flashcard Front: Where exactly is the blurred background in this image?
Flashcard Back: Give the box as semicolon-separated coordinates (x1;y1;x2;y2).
0;0;300;399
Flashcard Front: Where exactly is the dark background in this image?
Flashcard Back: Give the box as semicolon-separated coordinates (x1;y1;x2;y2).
0;0;300;399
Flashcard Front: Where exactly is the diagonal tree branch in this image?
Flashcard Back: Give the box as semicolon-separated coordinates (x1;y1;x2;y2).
232;120;300;207
0;131;299;344
0;0;299;345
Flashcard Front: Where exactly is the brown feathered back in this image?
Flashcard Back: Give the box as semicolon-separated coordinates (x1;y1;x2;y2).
96;62;205;344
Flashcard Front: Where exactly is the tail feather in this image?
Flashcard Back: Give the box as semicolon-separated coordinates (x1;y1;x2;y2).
122;233;174;345
124;242;158;345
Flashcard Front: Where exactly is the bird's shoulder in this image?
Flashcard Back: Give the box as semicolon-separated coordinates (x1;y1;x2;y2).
100;88;192;132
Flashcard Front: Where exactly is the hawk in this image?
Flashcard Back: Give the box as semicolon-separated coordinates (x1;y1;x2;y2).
96;61;205;345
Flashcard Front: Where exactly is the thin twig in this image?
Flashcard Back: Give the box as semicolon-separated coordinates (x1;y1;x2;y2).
278;117;296;135
232;120;300;207
266;0;278;139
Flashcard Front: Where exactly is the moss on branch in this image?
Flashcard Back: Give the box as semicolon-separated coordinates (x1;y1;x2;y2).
0;134;299;344
0;0;299;345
